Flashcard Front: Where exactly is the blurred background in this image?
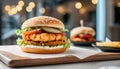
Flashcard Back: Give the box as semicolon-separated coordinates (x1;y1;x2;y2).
0;0;120;45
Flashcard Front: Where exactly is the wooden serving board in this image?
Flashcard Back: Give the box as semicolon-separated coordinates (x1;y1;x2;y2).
0;50;120;68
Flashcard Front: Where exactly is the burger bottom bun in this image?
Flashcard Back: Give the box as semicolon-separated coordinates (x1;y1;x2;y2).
20;46;67;54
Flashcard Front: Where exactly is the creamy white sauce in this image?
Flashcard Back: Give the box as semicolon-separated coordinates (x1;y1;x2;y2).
21;45;64;49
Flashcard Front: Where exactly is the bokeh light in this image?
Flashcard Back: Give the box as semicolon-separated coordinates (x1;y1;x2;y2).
16;5;22;11
75;2;82;9
79;8;86;14
117;2;120;7
5;5;11;11
91;0;98;4
29;2;35;8
18;0;24;6
57;6;65;14
26;6;32;12
11;7;17;14
8;11;13;15
39;8;46;14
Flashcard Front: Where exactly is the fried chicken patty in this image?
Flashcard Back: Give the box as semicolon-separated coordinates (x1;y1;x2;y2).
24;40;66;46
23;33;66;41
22;30;66;46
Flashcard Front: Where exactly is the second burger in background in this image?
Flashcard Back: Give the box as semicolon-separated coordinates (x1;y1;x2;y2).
70;19;95;43
70;27;95;42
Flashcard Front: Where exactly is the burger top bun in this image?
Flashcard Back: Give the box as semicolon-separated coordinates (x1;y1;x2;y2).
22;16;65;29
70;27;95;36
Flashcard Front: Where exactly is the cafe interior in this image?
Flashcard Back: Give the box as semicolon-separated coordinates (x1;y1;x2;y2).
0;0;119;45
0;0;120;69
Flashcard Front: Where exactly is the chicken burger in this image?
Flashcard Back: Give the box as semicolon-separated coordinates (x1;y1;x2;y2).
16;16;70;54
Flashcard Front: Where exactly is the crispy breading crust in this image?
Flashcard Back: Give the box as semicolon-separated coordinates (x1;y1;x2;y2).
22;30;66;46
24;40;66;46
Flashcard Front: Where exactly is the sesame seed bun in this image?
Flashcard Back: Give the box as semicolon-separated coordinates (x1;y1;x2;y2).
22;16;65;29
70;27;95;36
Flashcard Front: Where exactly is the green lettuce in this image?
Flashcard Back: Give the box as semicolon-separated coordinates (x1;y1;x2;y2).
16;38;25;46
16;27;33;35
16;29;22;35
62;29;69;32
64;39;70;48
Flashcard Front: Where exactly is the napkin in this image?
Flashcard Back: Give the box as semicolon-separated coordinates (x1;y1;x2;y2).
0;45;101;59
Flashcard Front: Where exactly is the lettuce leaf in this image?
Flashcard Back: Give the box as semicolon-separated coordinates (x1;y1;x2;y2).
60;28;69;32
15;27;33;35
16;38;26;46
64;39;70;48
16;29;22;35
23;27;33;31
